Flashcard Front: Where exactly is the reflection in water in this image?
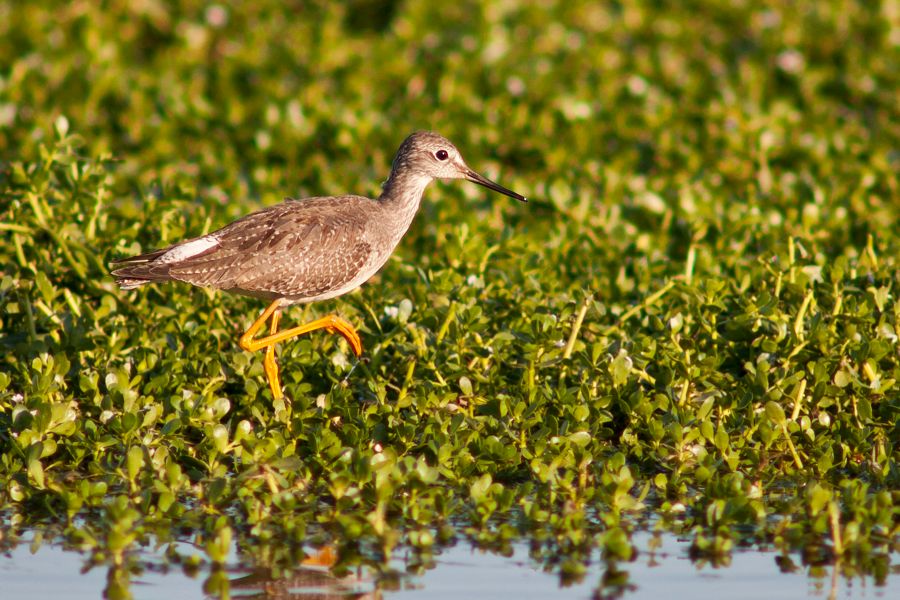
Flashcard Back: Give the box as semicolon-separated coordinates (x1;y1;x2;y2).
89;544;379;600
105;565;133;600
226;565;377;600
0;529;896;599
222;546;376;600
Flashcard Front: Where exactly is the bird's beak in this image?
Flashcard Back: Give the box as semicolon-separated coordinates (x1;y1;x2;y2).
465;169;527;202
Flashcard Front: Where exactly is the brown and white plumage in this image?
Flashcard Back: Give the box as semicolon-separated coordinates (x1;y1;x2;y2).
111;131;525;399
113;197;376;303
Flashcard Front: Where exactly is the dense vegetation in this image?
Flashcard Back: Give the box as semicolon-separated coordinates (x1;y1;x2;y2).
1;1;897;597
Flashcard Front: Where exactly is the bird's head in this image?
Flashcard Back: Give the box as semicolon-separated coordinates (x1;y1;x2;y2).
393;131;526;202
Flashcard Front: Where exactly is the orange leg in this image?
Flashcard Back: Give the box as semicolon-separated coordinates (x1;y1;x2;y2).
301;545;337;568
238;300;363;399
263;308;281;398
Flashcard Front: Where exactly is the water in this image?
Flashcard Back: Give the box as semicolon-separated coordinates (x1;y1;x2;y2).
0;531;895;599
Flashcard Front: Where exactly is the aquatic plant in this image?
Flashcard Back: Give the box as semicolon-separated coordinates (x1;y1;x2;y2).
1;1;897;595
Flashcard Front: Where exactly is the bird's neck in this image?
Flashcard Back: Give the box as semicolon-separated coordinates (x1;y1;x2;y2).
377;169;432;242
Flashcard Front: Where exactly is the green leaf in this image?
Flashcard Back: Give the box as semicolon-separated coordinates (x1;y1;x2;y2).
765;401;786;426
28;459;45;489
834;369;853;388
696;396;715;421
568;430;591;447
610;350;632;387
211;424;229;453
470;473;492;502
126;446;143;481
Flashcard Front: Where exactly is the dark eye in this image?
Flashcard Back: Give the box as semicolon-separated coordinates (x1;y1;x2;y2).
435;149;449;161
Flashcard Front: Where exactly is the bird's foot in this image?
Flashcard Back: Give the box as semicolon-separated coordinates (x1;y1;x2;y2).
320;315;363;356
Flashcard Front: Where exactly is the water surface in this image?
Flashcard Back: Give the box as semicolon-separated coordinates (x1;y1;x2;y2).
1;531;895;599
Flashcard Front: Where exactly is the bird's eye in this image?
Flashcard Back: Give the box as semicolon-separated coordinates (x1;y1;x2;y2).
435;149;449;161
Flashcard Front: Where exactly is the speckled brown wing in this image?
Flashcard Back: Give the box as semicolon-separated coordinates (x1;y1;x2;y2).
165;198;374;300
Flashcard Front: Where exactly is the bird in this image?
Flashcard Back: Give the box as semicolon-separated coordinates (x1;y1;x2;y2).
111;131;526;399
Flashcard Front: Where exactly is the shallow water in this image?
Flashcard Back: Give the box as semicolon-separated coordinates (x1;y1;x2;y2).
0;531;896;599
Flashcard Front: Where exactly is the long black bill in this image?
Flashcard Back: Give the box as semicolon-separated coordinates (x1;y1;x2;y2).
465;169;527;203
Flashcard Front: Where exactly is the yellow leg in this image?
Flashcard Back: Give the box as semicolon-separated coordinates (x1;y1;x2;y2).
239;300;282;350
263;309;281;398
238;300;364;399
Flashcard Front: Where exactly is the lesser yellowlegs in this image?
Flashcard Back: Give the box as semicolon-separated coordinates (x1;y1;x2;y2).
112;131;526;399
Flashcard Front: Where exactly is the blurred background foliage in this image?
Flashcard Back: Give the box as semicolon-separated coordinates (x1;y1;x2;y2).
0;0;898;592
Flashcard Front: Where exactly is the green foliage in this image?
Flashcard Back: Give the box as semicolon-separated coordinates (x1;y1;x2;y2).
1;0;898;595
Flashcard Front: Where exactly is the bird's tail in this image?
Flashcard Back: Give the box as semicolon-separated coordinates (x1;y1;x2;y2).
110;248;173;289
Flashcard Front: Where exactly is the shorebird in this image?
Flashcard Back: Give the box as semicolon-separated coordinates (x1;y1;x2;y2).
111;131;526;399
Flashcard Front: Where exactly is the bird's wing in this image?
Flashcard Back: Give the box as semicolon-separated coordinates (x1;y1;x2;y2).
165;198;374;299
